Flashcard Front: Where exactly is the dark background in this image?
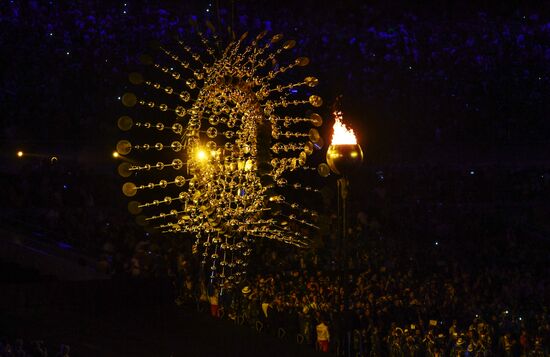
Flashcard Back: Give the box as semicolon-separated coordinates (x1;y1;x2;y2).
0;0;549;355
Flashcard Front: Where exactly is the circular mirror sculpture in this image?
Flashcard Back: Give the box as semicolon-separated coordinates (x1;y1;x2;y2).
118;24;325;287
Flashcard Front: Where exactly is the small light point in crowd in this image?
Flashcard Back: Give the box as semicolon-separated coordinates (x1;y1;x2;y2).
17;150;24;158
112;151;120;158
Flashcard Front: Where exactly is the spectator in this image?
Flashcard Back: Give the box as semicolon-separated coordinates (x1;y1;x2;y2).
316;317;330;353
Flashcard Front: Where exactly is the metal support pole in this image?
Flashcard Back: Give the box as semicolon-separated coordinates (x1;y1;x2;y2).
338;177;349;272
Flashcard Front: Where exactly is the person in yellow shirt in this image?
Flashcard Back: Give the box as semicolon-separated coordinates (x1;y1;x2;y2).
316;318;330;353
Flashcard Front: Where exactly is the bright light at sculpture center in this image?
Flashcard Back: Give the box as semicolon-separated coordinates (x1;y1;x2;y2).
196;149;208;162
331;111;357;145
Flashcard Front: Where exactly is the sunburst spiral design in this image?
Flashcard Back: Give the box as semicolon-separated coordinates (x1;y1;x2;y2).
116;21;325;286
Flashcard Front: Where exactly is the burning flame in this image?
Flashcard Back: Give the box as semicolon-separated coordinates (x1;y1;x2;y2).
330;111;357;145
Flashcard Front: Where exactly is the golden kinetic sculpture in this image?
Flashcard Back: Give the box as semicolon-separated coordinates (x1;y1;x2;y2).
116;22;325;286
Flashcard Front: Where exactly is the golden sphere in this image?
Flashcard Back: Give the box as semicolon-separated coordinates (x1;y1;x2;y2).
326;144;364;175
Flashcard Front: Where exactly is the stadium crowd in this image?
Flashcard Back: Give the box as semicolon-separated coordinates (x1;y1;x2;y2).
1;0;549;146
171;185;549;356
0;338;69;357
